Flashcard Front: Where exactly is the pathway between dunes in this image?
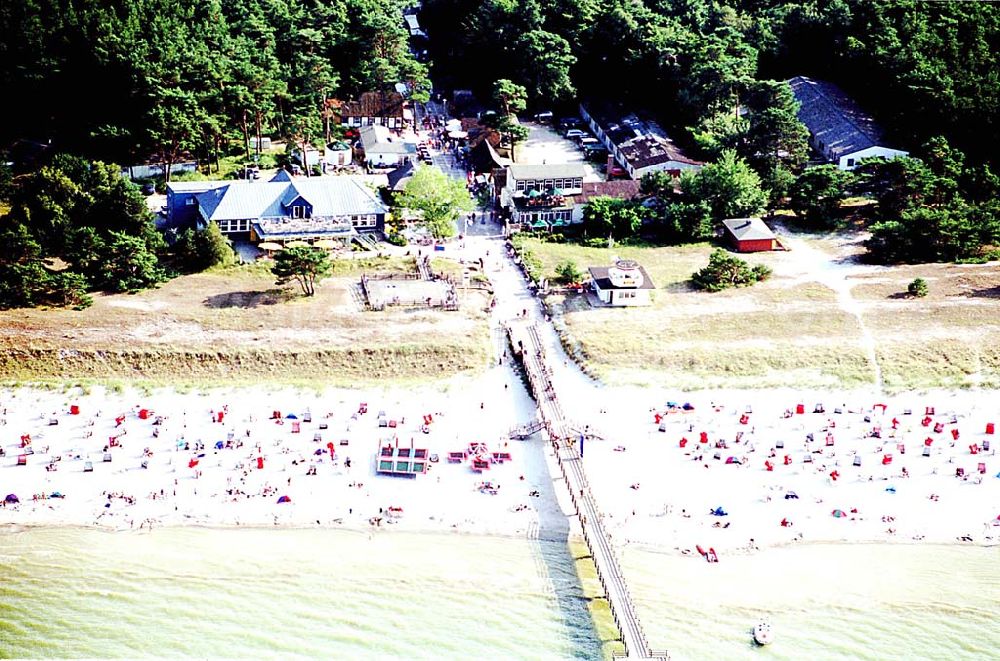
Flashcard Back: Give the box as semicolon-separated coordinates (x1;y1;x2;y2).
772;226;887;393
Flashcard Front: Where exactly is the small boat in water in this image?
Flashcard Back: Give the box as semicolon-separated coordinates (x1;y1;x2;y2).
752;619;774;646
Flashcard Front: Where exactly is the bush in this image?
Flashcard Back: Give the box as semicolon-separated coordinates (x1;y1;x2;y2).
554;259;583;284
692;249;772;292
907;277;929;298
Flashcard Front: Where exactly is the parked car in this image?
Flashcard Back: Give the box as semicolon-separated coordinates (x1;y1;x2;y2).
564;128;587;139
534;110;554;122
559;117;582;131
578;136;600;147
583;146;609;162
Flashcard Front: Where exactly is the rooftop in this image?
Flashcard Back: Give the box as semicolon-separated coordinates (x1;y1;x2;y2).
508;163;586;181
722;218;776;241
787;76;895;159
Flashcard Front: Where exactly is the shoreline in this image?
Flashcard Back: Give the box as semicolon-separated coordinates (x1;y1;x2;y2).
1;382;998;559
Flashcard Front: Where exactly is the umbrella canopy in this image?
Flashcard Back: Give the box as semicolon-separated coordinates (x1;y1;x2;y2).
313;239;339;250
447;130;468;139
277;495;292;504
258;242;282;251
445;119;462;130
832;509;846;518
286;240;311;248
5;493;19;504
527;188;542;198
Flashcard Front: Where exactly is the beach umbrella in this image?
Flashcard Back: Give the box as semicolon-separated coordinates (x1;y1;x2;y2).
277;495;291;504
831;509;846;518
313;239;338;250
286;240;311;248
5;494;19;504
285;413;298;419
445;119;462;130
257;242;282;251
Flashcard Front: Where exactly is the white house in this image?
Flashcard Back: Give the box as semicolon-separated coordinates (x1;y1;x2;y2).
500;163;585;230
588;259;655;306
358;125;416;168
788;76;909;170
579;103;703;179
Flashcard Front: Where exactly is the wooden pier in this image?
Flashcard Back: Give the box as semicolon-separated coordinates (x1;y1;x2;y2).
507;321;668;661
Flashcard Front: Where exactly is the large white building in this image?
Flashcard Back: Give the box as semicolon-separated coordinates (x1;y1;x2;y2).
788;76;909;170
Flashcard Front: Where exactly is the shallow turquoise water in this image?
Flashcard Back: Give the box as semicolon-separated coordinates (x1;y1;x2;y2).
2;528;996;660
0;527;600;659
626;543;999;661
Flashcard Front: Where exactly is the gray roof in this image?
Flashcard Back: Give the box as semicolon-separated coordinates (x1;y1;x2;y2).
788;76;893;159
508;163;585;181
722;218;775;241
587;264;656;290
359;125;417;155
185;178;387;222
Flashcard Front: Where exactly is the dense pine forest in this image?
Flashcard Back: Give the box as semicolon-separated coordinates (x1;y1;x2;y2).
0;0;998;310
0;0;429;169
422;0;1000;167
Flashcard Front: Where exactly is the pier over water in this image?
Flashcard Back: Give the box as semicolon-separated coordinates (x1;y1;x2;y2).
507;321;668;661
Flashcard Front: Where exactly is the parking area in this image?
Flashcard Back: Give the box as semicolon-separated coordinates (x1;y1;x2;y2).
516;122;605;183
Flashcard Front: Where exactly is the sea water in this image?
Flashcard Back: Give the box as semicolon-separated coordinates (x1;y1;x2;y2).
626;543;999;661
0;527;600;659
2;529;996;660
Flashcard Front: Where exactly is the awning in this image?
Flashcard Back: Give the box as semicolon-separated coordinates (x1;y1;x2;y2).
257;242;282;251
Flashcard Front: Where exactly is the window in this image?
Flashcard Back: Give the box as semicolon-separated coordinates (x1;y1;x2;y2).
185;197;195;206
846;158;855;167
516;180;526;192
571;178;582;189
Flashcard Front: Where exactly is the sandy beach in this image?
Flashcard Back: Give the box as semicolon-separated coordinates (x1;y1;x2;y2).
1;376;997;558
0;374;568;538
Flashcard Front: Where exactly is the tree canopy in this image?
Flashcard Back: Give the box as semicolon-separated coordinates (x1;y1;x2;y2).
397;165;473;239
271;246;332;296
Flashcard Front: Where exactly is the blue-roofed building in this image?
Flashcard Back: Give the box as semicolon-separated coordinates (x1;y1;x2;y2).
165;173;389;243
788;76;909;170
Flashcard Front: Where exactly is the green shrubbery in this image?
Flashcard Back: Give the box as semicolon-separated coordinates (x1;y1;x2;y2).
692;249;772;292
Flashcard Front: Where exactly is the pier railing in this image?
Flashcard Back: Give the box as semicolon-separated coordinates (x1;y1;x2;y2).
506;321;668;661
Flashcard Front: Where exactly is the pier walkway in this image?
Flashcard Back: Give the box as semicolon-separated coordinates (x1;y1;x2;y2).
507;321;668;661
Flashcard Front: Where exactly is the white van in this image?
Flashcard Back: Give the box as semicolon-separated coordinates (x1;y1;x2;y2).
578;137;600;147
565;129;587;139
534;111;554;122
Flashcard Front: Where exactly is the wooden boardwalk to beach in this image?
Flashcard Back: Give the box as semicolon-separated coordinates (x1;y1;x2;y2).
507;321;668;661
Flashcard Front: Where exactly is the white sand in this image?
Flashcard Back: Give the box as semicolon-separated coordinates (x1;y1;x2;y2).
574;386;1000;556
2;379;997;557
0;374;567;539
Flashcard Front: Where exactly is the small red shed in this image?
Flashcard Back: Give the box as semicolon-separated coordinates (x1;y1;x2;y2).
722;218;777;252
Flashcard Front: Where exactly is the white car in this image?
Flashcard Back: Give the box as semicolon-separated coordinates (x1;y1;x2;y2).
564;129;587;139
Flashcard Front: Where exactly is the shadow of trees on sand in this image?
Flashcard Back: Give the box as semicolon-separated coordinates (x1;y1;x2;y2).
203;289;292;308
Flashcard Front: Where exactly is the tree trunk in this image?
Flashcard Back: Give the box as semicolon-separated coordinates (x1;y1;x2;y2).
255;110;263;158
301;138;310;177
242;109;251;159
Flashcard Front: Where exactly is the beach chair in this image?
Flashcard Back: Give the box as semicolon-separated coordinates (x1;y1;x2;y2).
49;418;58;426
83;461;93;472
319;423;328;430
922;446;931;457
775;439;784;449
853;455;862;467
978;462;986;474
103;452;112;463
17;454;27;466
